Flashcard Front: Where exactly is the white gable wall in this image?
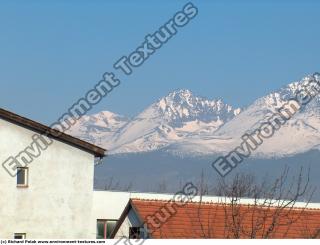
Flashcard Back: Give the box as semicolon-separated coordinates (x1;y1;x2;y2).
0;118;95;239
113;209;143;239
92;191;131;221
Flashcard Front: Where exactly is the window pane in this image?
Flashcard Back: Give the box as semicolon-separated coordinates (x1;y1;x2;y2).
14;233;26;239
96;221;105;239
17;168;26;185
106;221;117;238
129;227;140;239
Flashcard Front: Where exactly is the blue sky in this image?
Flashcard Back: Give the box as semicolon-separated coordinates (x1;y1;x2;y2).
0;0;319;124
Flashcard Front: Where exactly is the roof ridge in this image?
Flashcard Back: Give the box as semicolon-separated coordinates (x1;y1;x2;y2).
130;198;320;210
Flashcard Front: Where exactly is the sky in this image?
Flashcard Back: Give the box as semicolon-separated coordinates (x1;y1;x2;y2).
0;0;319;124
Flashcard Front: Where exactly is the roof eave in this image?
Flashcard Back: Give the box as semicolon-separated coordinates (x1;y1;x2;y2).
0;108;106;158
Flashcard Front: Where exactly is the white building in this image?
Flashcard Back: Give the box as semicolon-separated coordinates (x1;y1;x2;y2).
0;108;107;239
0;107;189;239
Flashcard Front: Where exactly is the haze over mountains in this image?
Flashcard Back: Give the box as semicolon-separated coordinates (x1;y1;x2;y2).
67;74;320;158
67;74;320;200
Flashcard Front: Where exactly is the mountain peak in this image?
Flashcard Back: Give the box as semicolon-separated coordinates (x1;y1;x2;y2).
168;88;193;97
164;89;194;105
285;73;320;95
145;89;241;127
97;110;119;118
163;89;226;107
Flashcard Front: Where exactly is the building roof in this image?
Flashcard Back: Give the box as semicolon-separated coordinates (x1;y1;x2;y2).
0;107;106;157
112;198;320;239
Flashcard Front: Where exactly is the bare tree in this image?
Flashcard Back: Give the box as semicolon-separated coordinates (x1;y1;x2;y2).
102;176;134;191
192;166;317;238
157;179;168;193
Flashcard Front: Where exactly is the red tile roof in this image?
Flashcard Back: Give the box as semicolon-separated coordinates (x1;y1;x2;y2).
122;199;320;238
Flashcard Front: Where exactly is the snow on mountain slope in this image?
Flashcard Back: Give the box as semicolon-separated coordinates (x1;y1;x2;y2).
110;89;241;153
66;111;130;150
67;74;320;158
166;74;320;157
67;89;240;154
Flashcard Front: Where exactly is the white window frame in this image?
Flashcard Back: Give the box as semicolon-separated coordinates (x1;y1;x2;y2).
97;219;118;239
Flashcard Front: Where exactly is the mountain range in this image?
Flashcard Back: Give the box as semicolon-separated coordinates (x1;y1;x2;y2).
67;74;320;158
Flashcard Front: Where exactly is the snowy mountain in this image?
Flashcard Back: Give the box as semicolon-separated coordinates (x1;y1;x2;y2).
110;89;241;153
66;111;130;150
167;74;320;157
67;89;240;153
67;74;320;158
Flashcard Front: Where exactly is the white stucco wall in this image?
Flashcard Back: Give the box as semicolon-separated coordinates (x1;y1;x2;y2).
0;118;95;239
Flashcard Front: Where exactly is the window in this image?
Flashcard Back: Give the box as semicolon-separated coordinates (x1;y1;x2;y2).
96;219;118;239
17;167;28;187
129;227;141;239
14;233;26;239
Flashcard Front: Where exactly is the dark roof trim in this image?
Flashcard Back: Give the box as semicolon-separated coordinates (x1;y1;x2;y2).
110;199;151;239
0;108;106;158
110;200;132;238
